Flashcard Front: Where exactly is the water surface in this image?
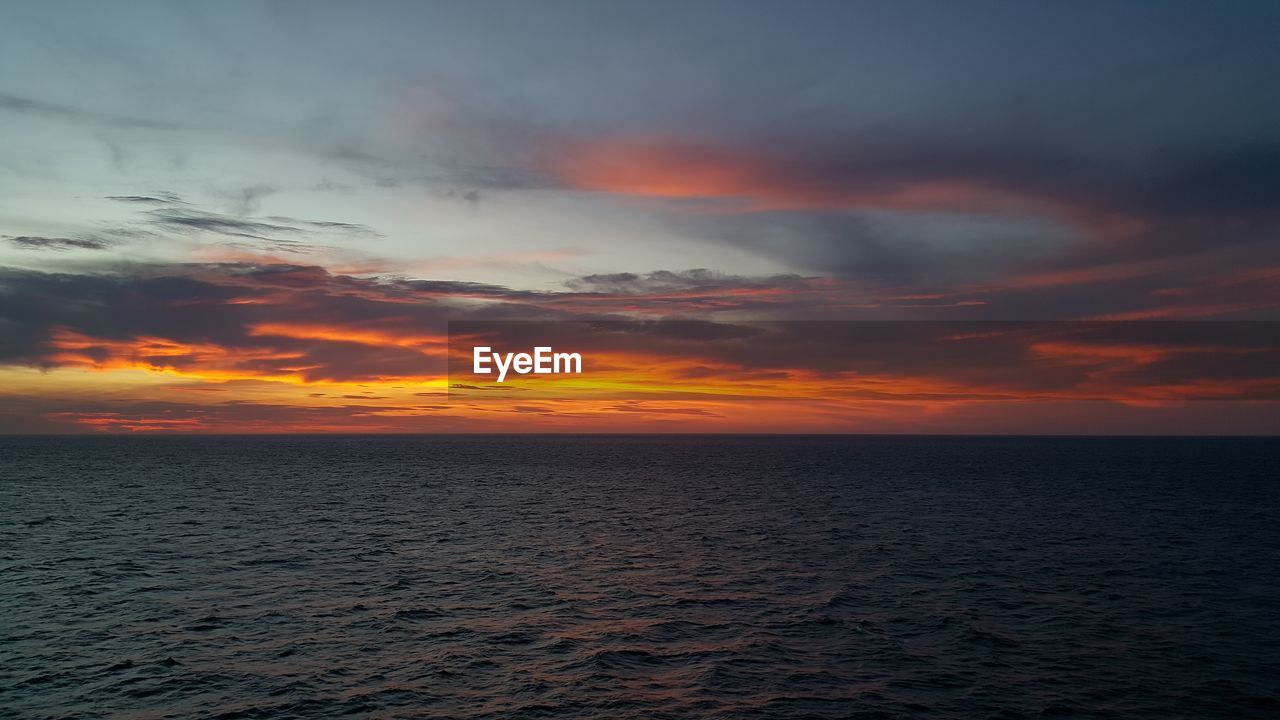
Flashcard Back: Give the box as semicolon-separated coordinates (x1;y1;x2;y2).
2;436;1277;718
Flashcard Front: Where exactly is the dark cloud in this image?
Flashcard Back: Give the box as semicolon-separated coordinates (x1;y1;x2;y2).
450;320;1280;401
1131;143;1280;221
145;208;302;240
4;236;110;251
615;132;1280;229
0;261;858;380
1;257;1275;391
403;279;537;298
560;132;1276;294
682;211;1064;286
105;192;187;205
0;263;450;380
0;261;1275;436
564;269;812;295
105;195;171;204
139;205;380;252
288;219;382;237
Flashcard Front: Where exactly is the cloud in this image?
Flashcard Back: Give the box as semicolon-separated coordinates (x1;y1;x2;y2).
448;319;1280;405
0;261;934;383
0;91;180;130
0;395;472;434
529;132;1280;294
290;219;381;237
105;195;174;204
548;133;1280;228
295;113;1259;300
145;208;302;240
0;261;1275;433
4;236;110;251
564;269;812;295
136;203;381;253
679;210;1069;285
0;267;450;383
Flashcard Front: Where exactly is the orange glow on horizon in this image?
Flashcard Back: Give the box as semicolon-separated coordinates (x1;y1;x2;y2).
7;321;1274;433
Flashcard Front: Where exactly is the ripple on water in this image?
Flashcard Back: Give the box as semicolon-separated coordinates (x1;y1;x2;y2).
1;435;1278;718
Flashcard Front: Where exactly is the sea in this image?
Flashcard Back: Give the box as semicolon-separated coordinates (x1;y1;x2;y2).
2;436;1277;719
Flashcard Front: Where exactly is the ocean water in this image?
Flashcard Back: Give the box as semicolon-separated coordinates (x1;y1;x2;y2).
1;436;1277;719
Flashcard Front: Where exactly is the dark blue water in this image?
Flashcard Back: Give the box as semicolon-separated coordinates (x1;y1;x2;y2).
1;436;1277;719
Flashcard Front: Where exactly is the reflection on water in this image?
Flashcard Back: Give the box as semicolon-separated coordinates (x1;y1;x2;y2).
2;436;1278;718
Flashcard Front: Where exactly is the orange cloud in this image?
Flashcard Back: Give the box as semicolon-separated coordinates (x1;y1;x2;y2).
248;323;447;353
548;137;1028;213
48;329;306;379
44;412;212;433
45;327;444;386
3;261;1276;434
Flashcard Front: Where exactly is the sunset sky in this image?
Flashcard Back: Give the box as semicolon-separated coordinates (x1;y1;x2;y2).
1;0;1277;433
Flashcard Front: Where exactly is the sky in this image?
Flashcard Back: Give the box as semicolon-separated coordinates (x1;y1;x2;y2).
0;0;1277;433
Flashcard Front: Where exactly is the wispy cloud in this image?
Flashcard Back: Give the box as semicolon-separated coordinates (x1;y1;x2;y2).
0;91;181;130
4;235;110;251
